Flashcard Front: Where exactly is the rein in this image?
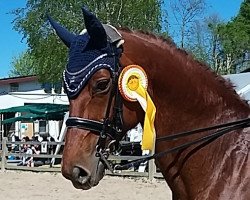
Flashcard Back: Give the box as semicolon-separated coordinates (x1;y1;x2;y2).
114;117;250;170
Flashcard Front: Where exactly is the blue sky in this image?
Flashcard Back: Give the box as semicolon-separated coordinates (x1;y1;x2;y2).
205;0;243;21
0;0;244;78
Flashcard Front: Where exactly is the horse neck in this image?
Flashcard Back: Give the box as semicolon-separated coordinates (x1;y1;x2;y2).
122;30;250;127
121;30;250;199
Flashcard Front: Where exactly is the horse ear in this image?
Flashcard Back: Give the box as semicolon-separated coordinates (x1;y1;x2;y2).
81;7;107;48
47;15;76;48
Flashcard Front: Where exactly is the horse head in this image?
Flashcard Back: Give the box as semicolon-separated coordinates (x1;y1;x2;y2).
48;7;144;190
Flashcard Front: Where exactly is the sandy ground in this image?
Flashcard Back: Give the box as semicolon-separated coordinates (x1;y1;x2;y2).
0;171;172;200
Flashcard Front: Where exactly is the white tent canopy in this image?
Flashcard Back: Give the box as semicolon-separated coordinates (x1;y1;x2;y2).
224;72;250;103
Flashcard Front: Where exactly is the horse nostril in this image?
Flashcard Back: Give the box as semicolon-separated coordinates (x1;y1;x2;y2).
72;166;90;185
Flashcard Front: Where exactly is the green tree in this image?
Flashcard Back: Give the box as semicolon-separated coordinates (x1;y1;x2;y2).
187;0;250;75
12;0;163;83
217;0;250;73
9;51;36;77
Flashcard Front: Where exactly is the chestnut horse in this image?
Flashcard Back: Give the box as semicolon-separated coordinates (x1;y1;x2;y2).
48;8;250;200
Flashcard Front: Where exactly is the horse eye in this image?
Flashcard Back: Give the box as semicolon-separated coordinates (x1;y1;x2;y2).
94;79;111;93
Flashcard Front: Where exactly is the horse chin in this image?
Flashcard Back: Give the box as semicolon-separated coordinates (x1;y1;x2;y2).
91;161;105;186
72;181;92;190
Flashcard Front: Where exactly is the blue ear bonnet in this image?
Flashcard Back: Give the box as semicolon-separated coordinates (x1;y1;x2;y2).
63;33;122;98
48;7;123;98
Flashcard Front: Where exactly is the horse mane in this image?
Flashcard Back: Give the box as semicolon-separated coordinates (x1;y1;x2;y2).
119;27;249;107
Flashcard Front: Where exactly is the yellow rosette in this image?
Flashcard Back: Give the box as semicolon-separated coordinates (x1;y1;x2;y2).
118;65;156;151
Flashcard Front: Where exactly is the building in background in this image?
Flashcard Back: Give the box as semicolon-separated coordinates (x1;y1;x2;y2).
0;75;68;141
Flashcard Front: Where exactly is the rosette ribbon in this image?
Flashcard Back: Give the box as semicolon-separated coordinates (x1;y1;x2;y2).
118;65;156;151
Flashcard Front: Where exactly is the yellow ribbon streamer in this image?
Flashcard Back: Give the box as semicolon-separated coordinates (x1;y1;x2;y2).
127;75;156;151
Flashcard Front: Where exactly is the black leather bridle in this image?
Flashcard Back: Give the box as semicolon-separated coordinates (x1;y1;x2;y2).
65;44;124;171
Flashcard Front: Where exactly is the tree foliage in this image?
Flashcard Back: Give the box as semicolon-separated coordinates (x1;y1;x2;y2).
9;51;36;77
12;0;250;77
186;0;250;75
217;0;250;73
12;0;163;82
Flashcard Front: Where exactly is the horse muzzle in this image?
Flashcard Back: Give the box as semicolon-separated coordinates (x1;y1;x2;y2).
67;162;105;190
